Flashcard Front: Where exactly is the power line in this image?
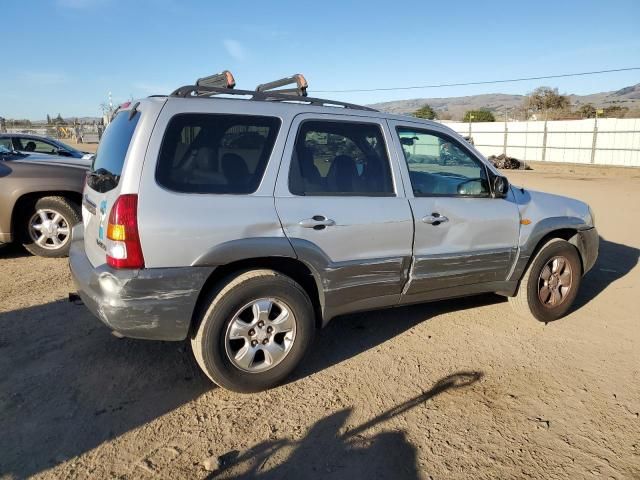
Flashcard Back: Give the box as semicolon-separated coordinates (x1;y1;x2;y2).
310;67;640;94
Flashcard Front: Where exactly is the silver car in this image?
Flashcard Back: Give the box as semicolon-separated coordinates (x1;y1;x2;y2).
69;73;598;392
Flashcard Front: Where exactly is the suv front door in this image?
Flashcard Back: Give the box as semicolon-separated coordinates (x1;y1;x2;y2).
275;113;413;320
388;120;520;304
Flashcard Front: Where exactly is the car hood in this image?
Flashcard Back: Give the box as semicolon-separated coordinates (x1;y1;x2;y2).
9;152;91;169
510;186;593;228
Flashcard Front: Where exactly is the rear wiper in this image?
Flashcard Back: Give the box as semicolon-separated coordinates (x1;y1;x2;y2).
88;168;118;180
87;168;119;189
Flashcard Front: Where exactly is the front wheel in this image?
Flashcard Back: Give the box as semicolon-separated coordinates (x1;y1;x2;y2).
509;239;582;322
191;269;315;393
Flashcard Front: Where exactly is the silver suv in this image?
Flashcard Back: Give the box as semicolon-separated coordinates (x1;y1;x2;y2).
70;72;598;392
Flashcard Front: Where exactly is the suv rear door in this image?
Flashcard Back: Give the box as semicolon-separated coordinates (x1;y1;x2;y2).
82;101;163;267
388;119;520;303
274;113;413;318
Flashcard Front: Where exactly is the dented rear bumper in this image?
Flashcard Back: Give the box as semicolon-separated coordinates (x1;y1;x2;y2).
69;225;213;341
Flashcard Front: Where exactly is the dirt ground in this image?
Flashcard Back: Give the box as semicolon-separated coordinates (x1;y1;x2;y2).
1;164;639;479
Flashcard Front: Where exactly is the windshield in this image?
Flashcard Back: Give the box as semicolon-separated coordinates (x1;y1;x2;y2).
0;145;11;154
87;110;140;192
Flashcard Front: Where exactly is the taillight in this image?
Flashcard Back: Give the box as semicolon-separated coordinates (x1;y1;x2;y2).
106;194;145;269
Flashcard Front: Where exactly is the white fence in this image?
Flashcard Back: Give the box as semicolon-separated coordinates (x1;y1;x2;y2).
444;118;640;167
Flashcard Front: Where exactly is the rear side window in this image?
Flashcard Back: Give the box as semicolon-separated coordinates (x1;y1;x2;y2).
92;111;140;176
289;120;394;196
156;114;281;194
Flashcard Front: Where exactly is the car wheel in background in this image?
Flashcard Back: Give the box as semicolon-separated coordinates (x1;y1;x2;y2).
22;196;81;258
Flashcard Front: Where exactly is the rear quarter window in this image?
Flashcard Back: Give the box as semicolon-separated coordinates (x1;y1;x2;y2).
155;113;281;194
88;110;140;191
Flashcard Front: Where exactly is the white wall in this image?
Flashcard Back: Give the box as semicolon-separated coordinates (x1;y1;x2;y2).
444;118;640;167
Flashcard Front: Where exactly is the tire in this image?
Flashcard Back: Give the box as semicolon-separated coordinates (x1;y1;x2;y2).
509;239;582;322
22;196;81;258
191;269;315;393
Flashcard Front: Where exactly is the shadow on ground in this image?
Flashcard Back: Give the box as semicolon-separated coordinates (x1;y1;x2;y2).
0;300;211;478
207;371;483;479
573;236;639;310
0;243;29;259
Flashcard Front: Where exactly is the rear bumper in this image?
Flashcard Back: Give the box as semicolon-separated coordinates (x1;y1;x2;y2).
68;225;214;341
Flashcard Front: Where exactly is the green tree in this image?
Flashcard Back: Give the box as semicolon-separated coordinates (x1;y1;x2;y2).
413;104;437;120
54;113;64;124
526;86;570;114
46;114;51;124
463;110;495;122
578;104;596;118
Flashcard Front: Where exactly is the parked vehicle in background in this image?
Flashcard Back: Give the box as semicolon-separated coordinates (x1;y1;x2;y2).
0;145;86;257
69;72;598;393
0;133;94;163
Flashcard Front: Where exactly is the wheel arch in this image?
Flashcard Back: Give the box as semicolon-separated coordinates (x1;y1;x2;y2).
11;190;82;238
189;255;324;337
513;228;584;291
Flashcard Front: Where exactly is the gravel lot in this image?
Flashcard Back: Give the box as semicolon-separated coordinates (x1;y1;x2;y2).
1;164;639;479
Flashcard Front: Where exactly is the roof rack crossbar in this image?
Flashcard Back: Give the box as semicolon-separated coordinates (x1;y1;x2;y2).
256;74;308;97
169;85;377;112
195;70;236;89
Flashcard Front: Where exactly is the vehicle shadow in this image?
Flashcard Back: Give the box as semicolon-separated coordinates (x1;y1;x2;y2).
573;236;639;311
206;371;483;479
0;243;30;259
291;294;503;383
0;300;211;478
0;293;493;478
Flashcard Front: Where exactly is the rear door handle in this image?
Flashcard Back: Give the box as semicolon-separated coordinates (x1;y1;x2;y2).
299;215;336;229
422;213;449;225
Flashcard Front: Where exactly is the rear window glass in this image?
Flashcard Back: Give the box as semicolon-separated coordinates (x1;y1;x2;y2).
156;114;280;194
91;110;140;177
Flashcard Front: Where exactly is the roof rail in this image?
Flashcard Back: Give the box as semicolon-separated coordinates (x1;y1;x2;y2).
256;74;308;97
169;84;377;112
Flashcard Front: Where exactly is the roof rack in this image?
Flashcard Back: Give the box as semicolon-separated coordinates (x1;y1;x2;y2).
196;70;236;89
256;74;307;97
169;70;377;112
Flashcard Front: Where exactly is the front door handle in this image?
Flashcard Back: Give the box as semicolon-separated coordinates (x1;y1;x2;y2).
299;215;336;229
422;213;449;225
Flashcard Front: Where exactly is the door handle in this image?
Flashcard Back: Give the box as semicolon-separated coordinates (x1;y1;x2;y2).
299;215;336;229
422;213;449;225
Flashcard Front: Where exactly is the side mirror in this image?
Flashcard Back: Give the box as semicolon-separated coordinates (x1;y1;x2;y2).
57;149;72;157
492;175;509;198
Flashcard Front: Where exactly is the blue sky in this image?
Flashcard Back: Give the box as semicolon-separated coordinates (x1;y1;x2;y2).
2;0;639;119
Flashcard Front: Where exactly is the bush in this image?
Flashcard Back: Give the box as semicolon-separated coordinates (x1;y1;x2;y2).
463;110;495;122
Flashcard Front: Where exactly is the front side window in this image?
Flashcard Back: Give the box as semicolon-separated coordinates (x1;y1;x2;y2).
397;128;489;197
289;120;394;196
17;138;57;154
156;114;280;194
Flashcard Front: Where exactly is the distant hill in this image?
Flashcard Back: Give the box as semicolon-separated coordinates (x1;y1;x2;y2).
368;83;640;119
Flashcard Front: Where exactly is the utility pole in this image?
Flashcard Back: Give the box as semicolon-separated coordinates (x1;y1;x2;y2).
503;106;509;157
468;113;474;141
591;108;603;164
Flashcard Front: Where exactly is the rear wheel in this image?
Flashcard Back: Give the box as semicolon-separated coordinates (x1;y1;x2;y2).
191;269;315;393
22;196;81;258
509;239;582;322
